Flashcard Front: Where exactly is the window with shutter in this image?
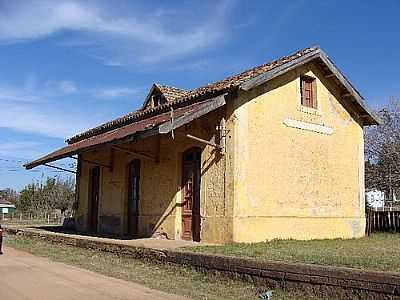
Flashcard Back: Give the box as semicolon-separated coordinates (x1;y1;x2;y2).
300;75;317;109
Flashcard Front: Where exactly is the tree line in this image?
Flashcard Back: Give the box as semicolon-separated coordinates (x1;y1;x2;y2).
2;176;76;217
365;98;400;201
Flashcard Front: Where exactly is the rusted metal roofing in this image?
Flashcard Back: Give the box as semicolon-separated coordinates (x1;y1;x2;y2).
24;96;224;170
67;46;320;144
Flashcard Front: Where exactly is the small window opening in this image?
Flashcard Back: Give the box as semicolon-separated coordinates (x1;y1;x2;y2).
153;95;161;107
152;94;166;108
300;75;317;109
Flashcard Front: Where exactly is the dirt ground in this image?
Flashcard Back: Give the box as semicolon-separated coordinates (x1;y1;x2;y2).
0;247;188;300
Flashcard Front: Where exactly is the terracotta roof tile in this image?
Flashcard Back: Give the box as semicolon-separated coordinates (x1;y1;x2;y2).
67;46;319;144
155;84;189;102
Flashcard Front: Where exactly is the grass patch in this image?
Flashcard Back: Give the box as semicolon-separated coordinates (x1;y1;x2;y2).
4;235;326;300
190;233;400;272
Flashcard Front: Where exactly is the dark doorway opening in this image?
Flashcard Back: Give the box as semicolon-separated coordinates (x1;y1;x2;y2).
88;166;100;233
128;159;141;236
182;147;201;242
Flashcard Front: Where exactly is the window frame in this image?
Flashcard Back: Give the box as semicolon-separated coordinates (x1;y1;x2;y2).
300;75;318;110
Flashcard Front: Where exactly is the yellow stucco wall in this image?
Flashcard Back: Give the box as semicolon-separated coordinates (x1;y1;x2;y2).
229;63;366;242
75;108;233;243
75;61;367;244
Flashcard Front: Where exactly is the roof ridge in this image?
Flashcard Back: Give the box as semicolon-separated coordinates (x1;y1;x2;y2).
190;46;320;93
155;83;188;92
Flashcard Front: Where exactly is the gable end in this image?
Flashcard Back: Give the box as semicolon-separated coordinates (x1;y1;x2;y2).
240;49;380;126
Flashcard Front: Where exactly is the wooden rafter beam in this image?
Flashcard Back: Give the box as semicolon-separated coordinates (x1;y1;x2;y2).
325;73;336;78
112;145;156;161
44;163;77;174
239;48;381;125
158;94;226;135
186;134;221;149
68;156;111;169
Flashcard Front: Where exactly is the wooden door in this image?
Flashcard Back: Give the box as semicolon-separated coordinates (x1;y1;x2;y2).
182;148;201;242
89;166;100;233
128;160;141;236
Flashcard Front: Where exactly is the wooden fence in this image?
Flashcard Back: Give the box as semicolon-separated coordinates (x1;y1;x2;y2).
0;212;63;225
366;209;400;235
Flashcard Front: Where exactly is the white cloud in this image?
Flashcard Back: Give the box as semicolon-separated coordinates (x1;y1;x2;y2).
92;87;140;99
0;0;232;65
0;86;42;103
0;79;108;139
0;79;78;104
45;80;77;94
0;78;141;139
0;141;44;160
0;100;100;139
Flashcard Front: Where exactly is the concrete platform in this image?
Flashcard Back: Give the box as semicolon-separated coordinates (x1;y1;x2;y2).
4;225;211;250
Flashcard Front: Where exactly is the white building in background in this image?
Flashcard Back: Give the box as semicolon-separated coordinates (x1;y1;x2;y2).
366;189;385;209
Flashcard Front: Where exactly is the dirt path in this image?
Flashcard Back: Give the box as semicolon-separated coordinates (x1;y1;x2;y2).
0;247;188;300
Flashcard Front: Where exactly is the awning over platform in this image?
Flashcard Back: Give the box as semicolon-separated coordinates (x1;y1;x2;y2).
24;95;226;170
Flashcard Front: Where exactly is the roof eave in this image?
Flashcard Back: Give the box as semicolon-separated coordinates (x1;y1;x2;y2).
24;94;227;170
318;50;381;126
240;48;380;126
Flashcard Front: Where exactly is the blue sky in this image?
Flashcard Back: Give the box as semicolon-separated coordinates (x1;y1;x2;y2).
0;0;399;191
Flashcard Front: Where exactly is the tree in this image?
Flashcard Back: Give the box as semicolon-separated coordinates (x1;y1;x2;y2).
16;176;76;217
18;183;36;214
53;177;75;214
365;98;400;200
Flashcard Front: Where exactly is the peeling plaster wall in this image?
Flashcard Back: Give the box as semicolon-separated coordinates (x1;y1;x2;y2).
230;63;366;242
75;109;232;243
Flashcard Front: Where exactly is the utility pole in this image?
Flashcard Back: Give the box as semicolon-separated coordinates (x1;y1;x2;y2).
389;164;393;202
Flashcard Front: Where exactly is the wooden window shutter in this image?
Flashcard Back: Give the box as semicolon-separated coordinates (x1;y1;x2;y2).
300;75;317;109
311;79;317;109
